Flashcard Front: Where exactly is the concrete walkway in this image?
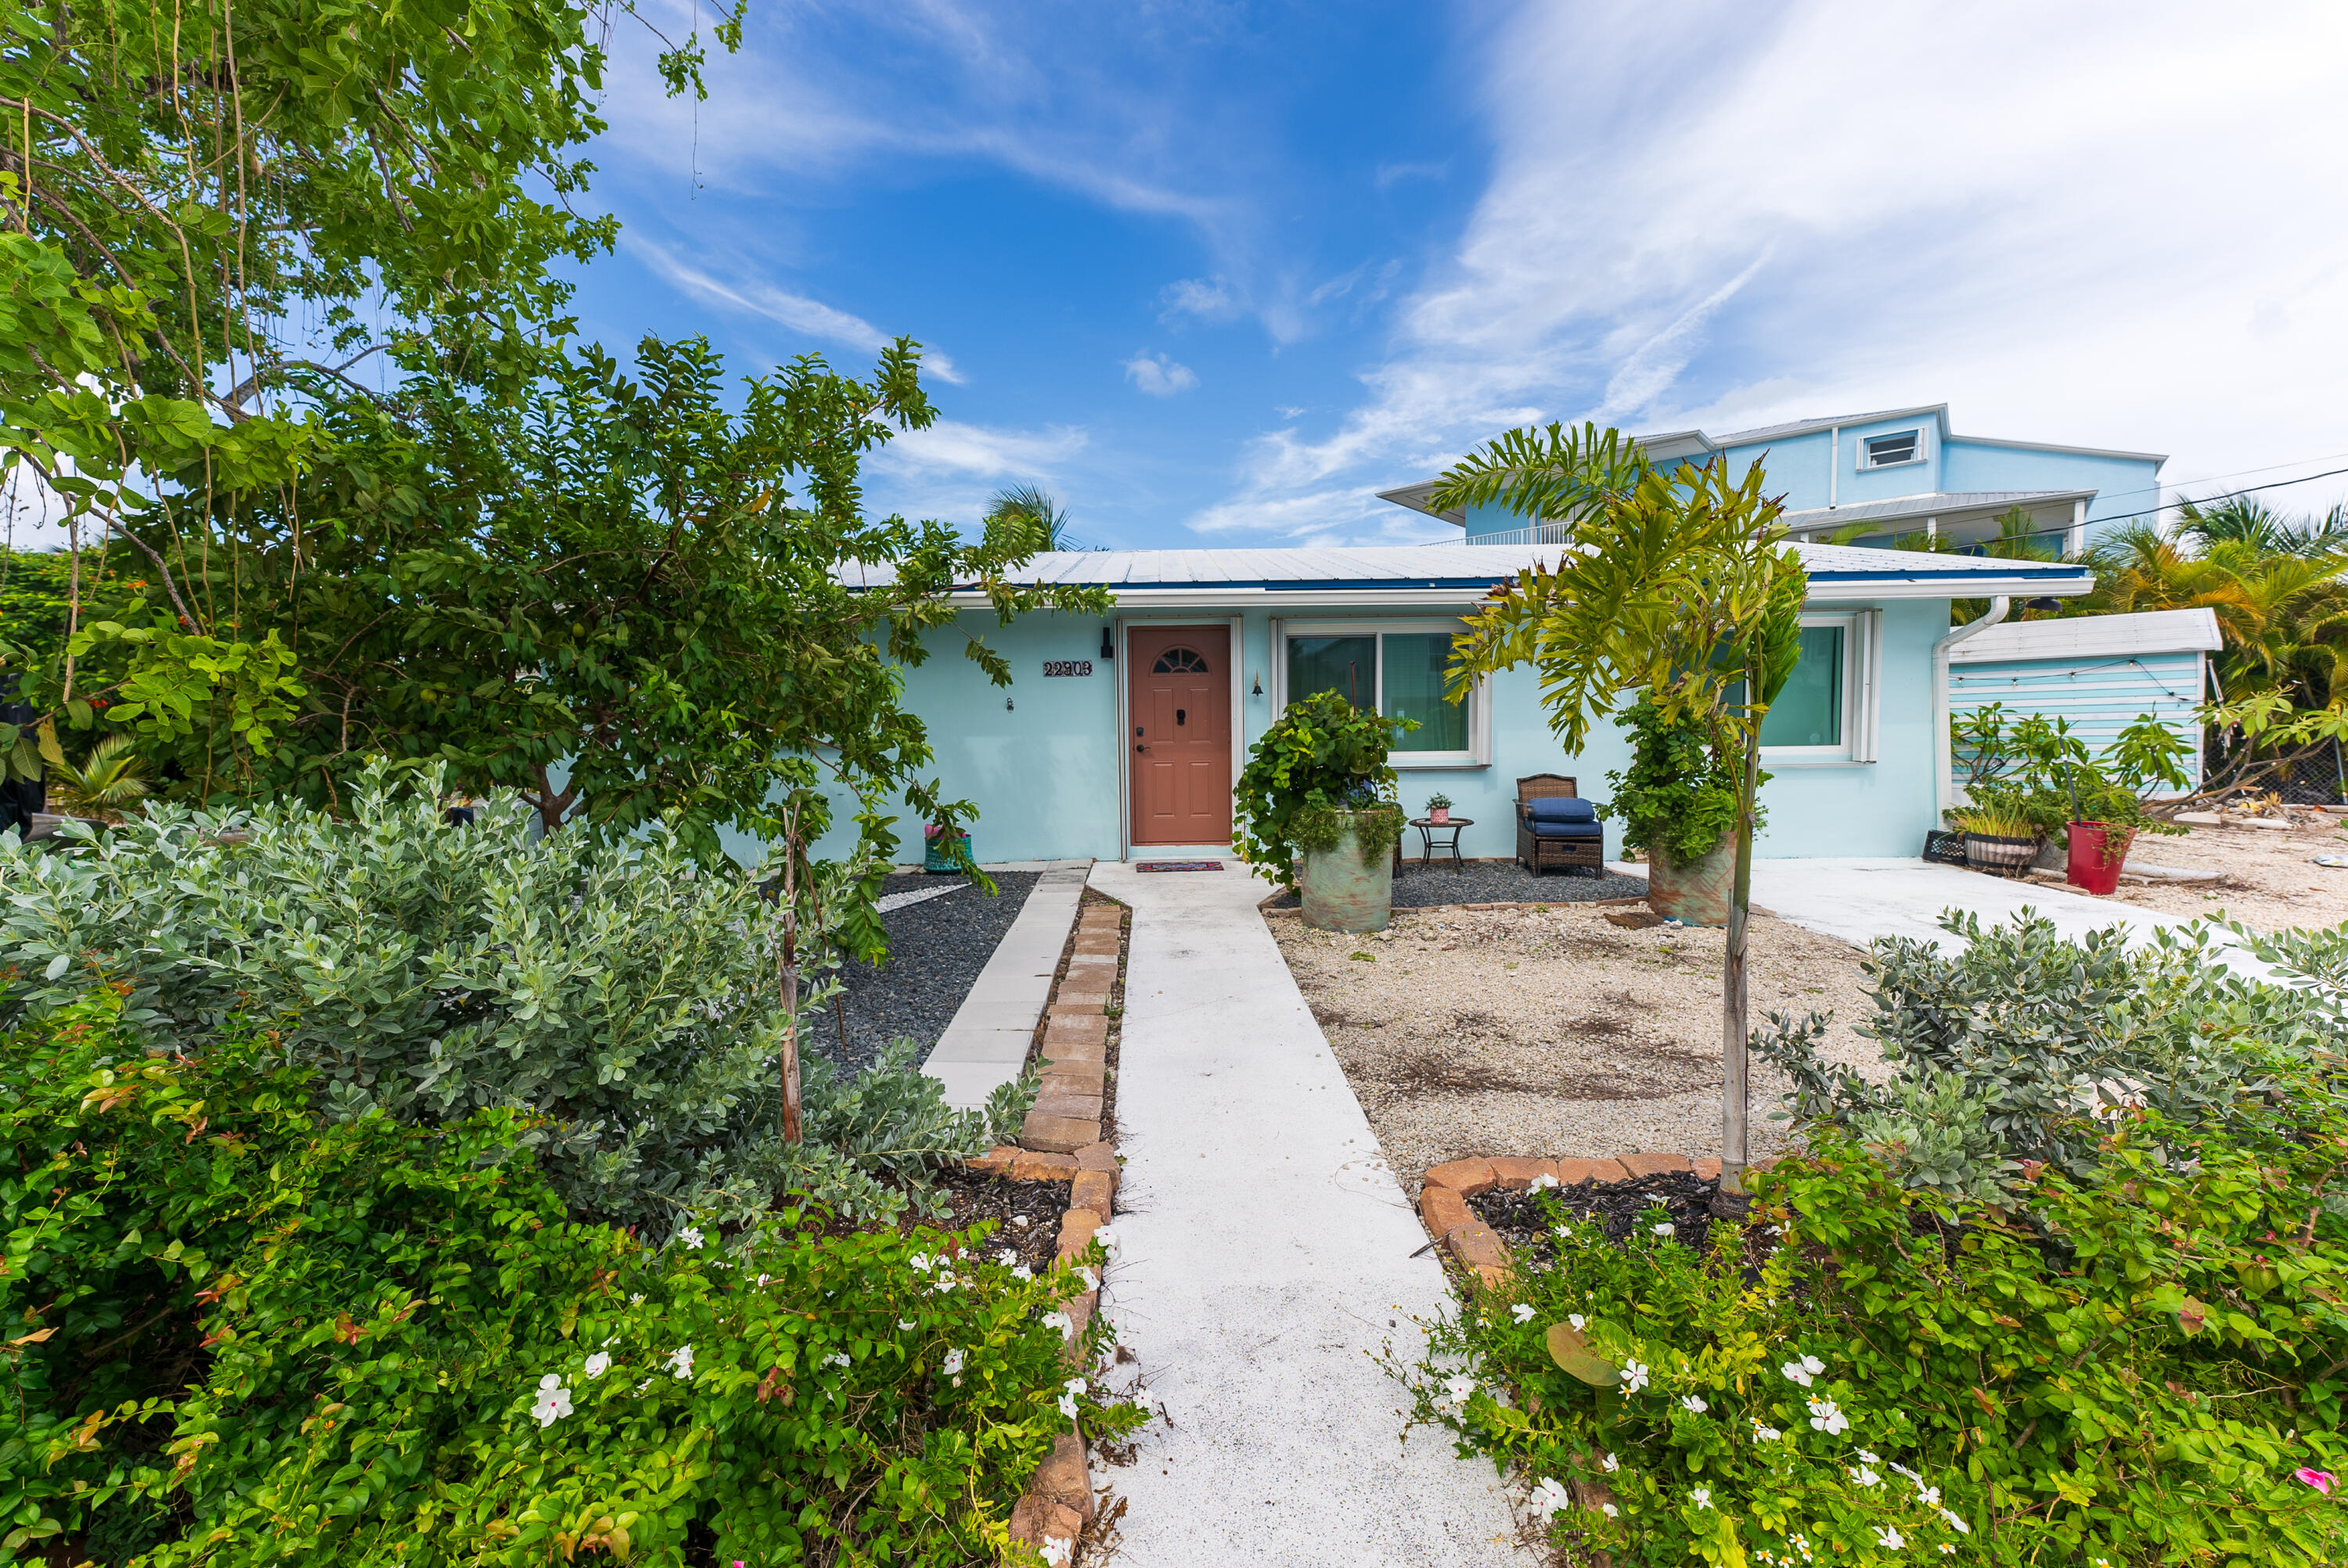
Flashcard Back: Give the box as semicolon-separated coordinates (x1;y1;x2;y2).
920;861;1092;1109
1086;859;1528;1568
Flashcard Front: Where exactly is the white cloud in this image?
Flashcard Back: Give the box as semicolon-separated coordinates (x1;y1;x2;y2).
877;419;1089;479
1158;277;1241;325
628;237;963;382
1196;0;2348;542
1123;351;1198;397
1374;160;1449;189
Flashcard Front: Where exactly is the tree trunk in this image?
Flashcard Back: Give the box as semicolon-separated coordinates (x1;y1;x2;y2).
778;919;803;1143
1720;710;1763;1196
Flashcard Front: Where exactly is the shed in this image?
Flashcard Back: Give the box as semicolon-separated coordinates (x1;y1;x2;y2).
1947;607;2222;793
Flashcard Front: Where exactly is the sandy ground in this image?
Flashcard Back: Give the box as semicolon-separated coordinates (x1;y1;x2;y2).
2040;818;2348;934
1268;903;1881;1193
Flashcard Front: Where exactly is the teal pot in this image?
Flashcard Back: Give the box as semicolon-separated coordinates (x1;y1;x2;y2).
1301;817;1394;933
1645;836;1734;926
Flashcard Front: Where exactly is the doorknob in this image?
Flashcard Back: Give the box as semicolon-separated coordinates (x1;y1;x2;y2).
1134;743;1147;753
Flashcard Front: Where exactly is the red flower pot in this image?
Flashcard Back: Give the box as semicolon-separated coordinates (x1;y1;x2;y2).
2065;820;2134;896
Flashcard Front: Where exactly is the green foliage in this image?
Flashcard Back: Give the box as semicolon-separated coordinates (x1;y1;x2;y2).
1604;698;1763;865
0;762;1025;1231
1756;912;2334;1203
1953;703;2191;839
0;991;1137;1566
0;549;74;665
1289;800;1407;860
1231;691;1410;890
1406;1116;2348;1568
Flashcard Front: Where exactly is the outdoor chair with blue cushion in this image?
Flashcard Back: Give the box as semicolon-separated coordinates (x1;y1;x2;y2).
1515;775;1606;877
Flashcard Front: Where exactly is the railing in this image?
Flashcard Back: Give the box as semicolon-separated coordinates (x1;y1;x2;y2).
1419;522;1576;547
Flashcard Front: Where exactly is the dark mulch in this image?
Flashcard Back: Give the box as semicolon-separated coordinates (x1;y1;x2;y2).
1266;858;1651;909
808;869;1042;1075
1471;1171;1723;1267
924;1167;1068;1271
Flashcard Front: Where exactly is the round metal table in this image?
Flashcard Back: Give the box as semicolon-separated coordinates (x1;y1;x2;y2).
1408;815;1471;867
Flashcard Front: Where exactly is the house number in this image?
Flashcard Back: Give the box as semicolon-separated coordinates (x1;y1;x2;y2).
1043;660;1093;677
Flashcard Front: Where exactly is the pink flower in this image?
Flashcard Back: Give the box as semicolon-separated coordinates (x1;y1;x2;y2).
2296;1467;2335;1494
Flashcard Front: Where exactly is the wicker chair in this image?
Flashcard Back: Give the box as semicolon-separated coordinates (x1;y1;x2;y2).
1515;773;1604;876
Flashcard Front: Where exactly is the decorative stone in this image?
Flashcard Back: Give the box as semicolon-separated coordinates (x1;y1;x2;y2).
1009;1497;1082;1559
1048;999;1106;1016
1553;1157;1630;1185
1057;986;1114;1009
1008;1149;1078;1181
1692;1157;1723;1181
1033;1087;1104;1122
1420;1185;1471;1238
967;1145;1021;1178
1071;1167;1115;1216
1023;1112;1102;1154
1423;1157;1497;1196
1447;1221;1510;1276
1619;1152;1692;1178
1045;1014;1109;1048
1042;1061;1107;1095
1486;1156;1554;1191
1032;1432;1096;1522
1057;1207;1103;1257
1040;1036;1106;1067
1073;1140;1118;1173
1071;935;1121;957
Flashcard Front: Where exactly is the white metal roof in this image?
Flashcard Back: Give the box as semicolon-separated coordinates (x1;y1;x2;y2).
1949;606;2224;664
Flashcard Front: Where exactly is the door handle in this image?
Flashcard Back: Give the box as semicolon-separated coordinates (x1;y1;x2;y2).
1134;743;1147;753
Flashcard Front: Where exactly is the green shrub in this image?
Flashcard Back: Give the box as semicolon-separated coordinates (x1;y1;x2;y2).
1756;913;2336;1203
0;763;1028;1230
1403;1109;2348;1568
1231;691;1410;890
0;992;1137;1566
1603;696;1759;865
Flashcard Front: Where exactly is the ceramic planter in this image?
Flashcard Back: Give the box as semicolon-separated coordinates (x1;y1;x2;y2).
1301;816;1394;933
1646;836;1734;926
1428;807;1450;825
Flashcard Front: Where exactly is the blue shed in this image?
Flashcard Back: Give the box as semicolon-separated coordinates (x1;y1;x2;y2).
1946;607;2222;796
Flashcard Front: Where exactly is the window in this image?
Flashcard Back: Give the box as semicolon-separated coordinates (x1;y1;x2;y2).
1151;646;1208;674
1861;430;1921;469
1279;622;1486;765
1759;611;1879;763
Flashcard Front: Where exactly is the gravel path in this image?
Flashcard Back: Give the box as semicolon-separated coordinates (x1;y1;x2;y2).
808;870;1040;1075
1267;858;1649;909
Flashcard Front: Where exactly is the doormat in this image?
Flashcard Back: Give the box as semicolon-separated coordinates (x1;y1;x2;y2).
1136;861;1223;872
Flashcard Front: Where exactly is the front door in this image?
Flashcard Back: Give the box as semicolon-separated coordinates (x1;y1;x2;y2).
1127;625;1232;846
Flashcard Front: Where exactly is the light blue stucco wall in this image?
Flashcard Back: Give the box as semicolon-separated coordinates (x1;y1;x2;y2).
1941;440;2160;538
800;596;1950;866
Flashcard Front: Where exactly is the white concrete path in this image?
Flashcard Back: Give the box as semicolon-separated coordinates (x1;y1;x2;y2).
920;861;1092;1109
1087;858;1528;1568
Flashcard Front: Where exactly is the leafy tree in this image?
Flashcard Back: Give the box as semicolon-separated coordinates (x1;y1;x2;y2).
984;483;1084;550
1431;424;1806;1193
1230;690;1410;890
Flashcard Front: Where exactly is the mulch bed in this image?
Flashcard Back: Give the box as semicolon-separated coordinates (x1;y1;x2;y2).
1266;858;1650;910
926;1167;1069;1272
811;869;1043;1075
1471;1170;1723;1266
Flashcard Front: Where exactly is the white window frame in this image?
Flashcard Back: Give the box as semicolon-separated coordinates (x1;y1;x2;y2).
1273;619;1491;769
1859;428;1926;471
1759;610;1880;766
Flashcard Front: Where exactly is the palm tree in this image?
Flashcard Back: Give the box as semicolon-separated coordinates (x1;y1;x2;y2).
43;732;151;819
2075;523;2348;706
985;485;1083;552
2177;495;2348;558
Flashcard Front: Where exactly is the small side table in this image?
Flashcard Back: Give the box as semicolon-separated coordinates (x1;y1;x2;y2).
1409;816;1471;867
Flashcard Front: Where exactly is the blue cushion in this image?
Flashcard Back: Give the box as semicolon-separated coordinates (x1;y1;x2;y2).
1529;821;1604;840
1525;796;1596;824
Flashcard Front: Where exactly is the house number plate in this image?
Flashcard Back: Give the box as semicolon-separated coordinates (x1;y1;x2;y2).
1043;660;1094;677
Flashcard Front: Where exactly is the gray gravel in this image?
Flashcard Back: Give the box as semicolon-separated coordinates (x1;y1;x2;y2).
808;870;1041;1075
1269;858;1648;909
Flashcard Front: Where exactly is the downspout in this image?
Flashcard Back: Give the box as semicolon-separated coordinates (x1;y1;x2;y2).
1932;595;2011;824
1828;426;1838;508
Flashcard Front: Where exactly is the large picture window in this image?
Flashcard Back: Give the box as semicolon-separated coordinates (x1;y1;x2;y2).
1758;611;1879;764
1279;622;1484;764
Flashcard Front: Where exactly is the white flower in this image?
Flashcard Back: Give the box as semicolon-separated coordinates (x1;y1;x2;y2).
1442;1372;1478;1407
1012;1264;1034;1281
1511;1304;1536;1325
898;1318;916;1331
531;1373;573;1427
1940;1548;1957;1557
932;1274;959;1293
1852;1465;1882;1487
1057;1390;1080;1420
909;1252;937;1273
1681;1394;1709;1414
1601;1453;1620;1473
666;1344;694;1380
942;1348;965;1376
1857;1448;1881;1463
1568;1314;1586;1331
1781;1359;1816;1386
1528;1173;1560;1192
1079;1266;1100;1291
582;1352;611;1380
1690;1487;1713;1509
1093;1225;1119;1252
1916;1483;1940;1507
1875;1526;1904;1551
1066;1376;1087;1394
1806;1395;1848;1434
1601;1503;1619;1519
1799;1353;1825;1376
1752;1422;1784;1443
756;1274;771;1287
1529;1476;1570;1519
1938;1508;1970;1535
1651;1221;1676;1237
676;1226;704;1249
996;1249;1017;1264
628;1293;645;1305
1039;1539;1073;1567
1620;1360;1651;1392
1041;1310;1074;1336
823;1351;851;1370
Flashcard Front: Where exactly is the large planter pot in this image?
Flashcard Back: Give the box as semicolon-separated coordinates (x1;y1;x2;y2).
1964;832;2039;877
1646;837;1734;926
1300;818;1394;933
2064;820;2134;895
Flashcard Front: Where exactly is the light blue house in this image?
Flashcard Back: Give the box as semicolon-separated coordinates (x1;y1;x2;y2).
1380;405;2166;558
827;541;2093;868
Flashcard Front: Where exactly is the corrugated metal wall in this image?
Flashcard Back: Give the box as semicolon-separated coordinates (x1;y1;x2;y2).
1949;649;2206;793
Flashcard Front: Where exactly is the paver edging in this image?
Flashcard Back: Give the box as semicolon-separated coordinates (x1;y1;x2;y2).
1417;1152;1778;1286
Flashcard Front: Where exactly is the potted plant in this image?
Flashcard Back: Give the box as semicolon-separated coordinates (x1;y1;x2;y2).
1232;690;1412;933
1954;800;2040;876
922;819;971;874
1424;790;1453;825
1950;703;2191;890
1605;696;1756;924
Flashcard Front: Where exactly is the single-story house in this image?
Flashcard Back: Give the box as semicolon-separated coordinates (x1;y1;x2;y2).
1948;606;2224;801
811;541;2094;867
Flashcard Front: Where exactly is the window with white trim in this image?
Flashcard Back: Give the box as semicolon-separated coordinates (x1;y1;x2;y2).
1276;620;1488;766
1860;430;1922;469
1759;611;1879;763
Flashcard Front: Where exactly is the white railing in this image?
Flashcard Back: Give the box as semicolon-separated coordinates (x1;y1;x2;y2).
1419;522;1576;547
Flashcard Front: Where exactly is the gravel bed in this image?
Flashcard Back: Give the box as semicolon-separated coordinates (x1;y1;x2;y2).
1471;1172;1723;1267
1267;858;1650;909
808;870;1041;1075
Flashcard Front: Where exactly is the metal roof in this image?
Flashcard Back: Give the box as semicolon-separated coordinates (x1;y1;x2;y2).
1781;490;2092;533
1950;606;2224;664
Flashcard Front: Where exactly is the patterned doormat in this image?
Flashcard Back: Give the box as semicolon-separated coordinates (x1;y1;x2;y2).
1135;861;1223;872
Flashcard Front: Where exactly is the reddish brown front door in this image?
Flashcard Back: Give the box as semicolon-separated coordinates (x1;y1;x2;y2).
1127;625;1232;846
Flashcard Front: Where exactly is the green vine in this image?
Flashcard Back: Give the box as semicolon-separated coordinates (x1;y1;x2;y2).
1231;690;1411;891
1291;800;1407;860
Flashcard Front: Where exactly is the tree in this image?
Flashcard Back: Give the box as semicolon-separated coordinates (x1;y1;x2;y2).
1431;424;1806;1195
985;484;1084;551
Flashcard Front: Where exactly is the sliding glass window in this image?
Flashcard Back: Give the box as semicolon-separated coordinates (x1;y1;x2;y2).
1281;624;1478;764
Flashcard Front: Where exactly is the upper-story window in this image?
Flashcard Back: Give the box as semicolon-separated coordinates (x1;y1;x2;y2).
1860;430;1923;469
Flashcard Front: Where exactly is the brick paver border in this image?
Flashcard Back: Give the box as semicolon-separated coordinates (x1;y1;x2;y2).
1417;1153;1780;1286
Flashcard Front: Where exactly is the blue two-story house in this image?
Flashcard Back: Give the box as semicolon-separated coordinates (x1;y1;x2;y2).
1378;403;2166;557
